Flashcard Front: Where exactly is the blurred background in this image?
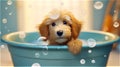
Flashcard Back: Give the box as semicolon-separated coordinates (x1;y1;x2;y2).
16;0;93;32
0;0;120;66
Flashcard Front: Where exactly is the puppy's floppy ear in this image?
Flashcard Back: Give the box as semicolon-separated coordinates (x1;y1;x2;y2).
39;19;49;40
70;14;82;39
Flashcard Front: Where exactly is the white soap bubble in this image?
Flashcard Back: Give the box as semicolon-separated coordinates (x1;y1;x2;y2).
114;10;116;13
87;38;96;48
80;59;86;64
88;49;92;53
49;13;60;20
105;36;109;40
36;37;48;46
18;32;26;39
2;18;7;24
37;37;46;42
32;63;41;67
35;52;40;58
9;12;12;15
49;9;60;20
8;29;10;32
0;45;5;48
5;7;8;10
91;59;96;64
7;0;12;5
42;46;48;55
104;55;107;57
94;1;103;10
64;15;71;21
113;22;119;28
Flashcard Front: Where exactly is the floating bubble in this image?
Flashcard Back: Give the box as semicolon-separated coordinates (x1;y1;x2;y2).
5;7;8;10
49;10;60;20
32;63;41;67
7;0;12;5
104;55;107;57
114;10;116;13
105;36;109;40
87;38;96;48
88;49;92;53
64;15;71;21
94;1;103;10
42;46;48;55
37;37;46;42
35;52;40;58
0;31;1;34
80;59;86;64
1;45;5;48
2;18;7;24
49;13;60;20
91;59;96;64
18;32;26;39
113;22;119;28
8;29;10;32
36;37;48;45
9;12;12;15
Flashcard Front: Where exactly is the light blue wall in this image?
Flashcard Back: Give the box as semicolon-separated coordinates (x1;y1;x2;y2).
0;0;1;45
92;0;109;30
0;0;18;45
92;0;119;30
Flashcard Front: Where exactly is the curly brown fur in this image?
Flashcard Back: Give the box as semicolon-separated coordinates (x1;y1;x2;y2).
39;10;82;54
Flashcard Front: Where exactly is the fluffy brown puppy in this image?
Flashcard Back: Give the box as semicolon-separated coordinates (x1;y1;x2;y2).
39;10;82;54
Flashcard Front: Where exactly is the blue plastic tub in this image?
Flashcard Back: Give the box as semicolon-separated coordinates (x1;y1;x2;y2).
2;31;120;67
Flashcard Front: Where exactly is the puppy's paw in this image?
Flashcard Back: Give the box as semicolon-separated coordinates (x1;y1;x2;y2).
67;39;82;55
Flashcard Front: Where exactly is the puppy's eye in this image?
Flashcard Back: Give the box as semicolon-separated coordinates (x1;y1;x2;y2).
51;22;56;26
63;20;67;25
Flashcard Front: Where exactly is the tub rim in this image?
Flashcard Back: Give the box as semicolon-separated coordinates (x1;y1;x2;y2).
1;30;120;49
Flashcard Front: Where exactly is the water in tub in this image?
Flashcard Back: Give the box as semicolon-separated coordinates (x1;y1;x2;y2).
32;36;97;47
31;36;97;56
31;36;98;65
32;37;49;56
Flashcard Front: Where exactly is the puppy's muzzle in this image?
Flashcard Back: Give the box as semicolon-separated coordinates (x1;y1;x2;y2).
57;30;63;37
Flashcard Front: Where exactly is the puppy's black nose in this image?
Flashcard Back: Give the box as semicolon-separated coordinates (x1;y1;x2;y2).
57;30;63;36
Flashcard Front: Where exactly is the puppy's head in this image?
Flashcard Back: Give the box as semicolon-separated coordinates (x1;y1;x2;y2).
39;10;82;44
